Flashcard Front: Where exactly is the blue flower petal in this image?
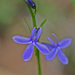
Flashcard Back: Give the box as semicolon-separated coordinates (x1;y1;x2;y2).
12;36;30;44
42;43;53;50
35;42;49;55
36;28;42;41
23;43;34;61
30;27;36;39
58;49;68;64
48;37;55;45
59;38;72;49
52;33;59;42
45;48;57;60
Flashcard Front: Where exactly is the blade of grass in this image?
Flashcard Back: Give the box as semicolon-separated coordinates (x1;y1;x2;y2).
24;18;31;32
40;19;47;27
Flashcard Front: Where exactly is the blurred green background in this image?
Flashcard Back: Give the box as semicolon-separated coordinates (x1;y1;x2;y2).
0;0;75;75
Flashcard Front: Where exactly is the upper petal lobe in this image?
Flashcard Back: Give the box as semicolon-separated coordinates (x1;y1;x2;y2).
52;33;59;42
36;28;42;41
30;27;36;39
48;37;55;45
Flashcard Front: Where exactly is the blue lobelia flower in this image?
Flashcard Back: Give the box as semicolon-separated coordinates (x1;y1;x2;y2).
12;27;49;61
24;0;36;9
43;33;72;64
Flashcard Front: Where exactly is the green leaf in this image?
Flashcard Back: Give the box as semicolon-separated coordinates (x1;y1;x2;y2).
24;18;31;32
40;19;47;27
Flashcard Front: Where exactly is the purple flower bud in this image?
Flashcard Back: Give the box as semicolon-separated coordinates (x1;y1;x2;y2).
25;0;36;9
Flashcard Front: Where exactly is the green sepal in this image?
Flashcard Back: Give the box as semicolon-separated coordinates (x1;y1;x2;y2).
34;9;37;15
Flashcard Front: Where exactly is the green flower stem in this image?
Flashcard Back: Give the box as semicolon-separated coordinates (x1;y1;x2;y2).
35;46;41;75
27;6;42;75
27;6;37;28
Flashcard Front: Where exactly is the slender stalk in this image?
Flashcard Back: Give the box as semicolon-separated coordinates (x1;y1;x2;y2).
27;6;42;75
35;46;41;75
24;18;31;32
27;6;37;28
